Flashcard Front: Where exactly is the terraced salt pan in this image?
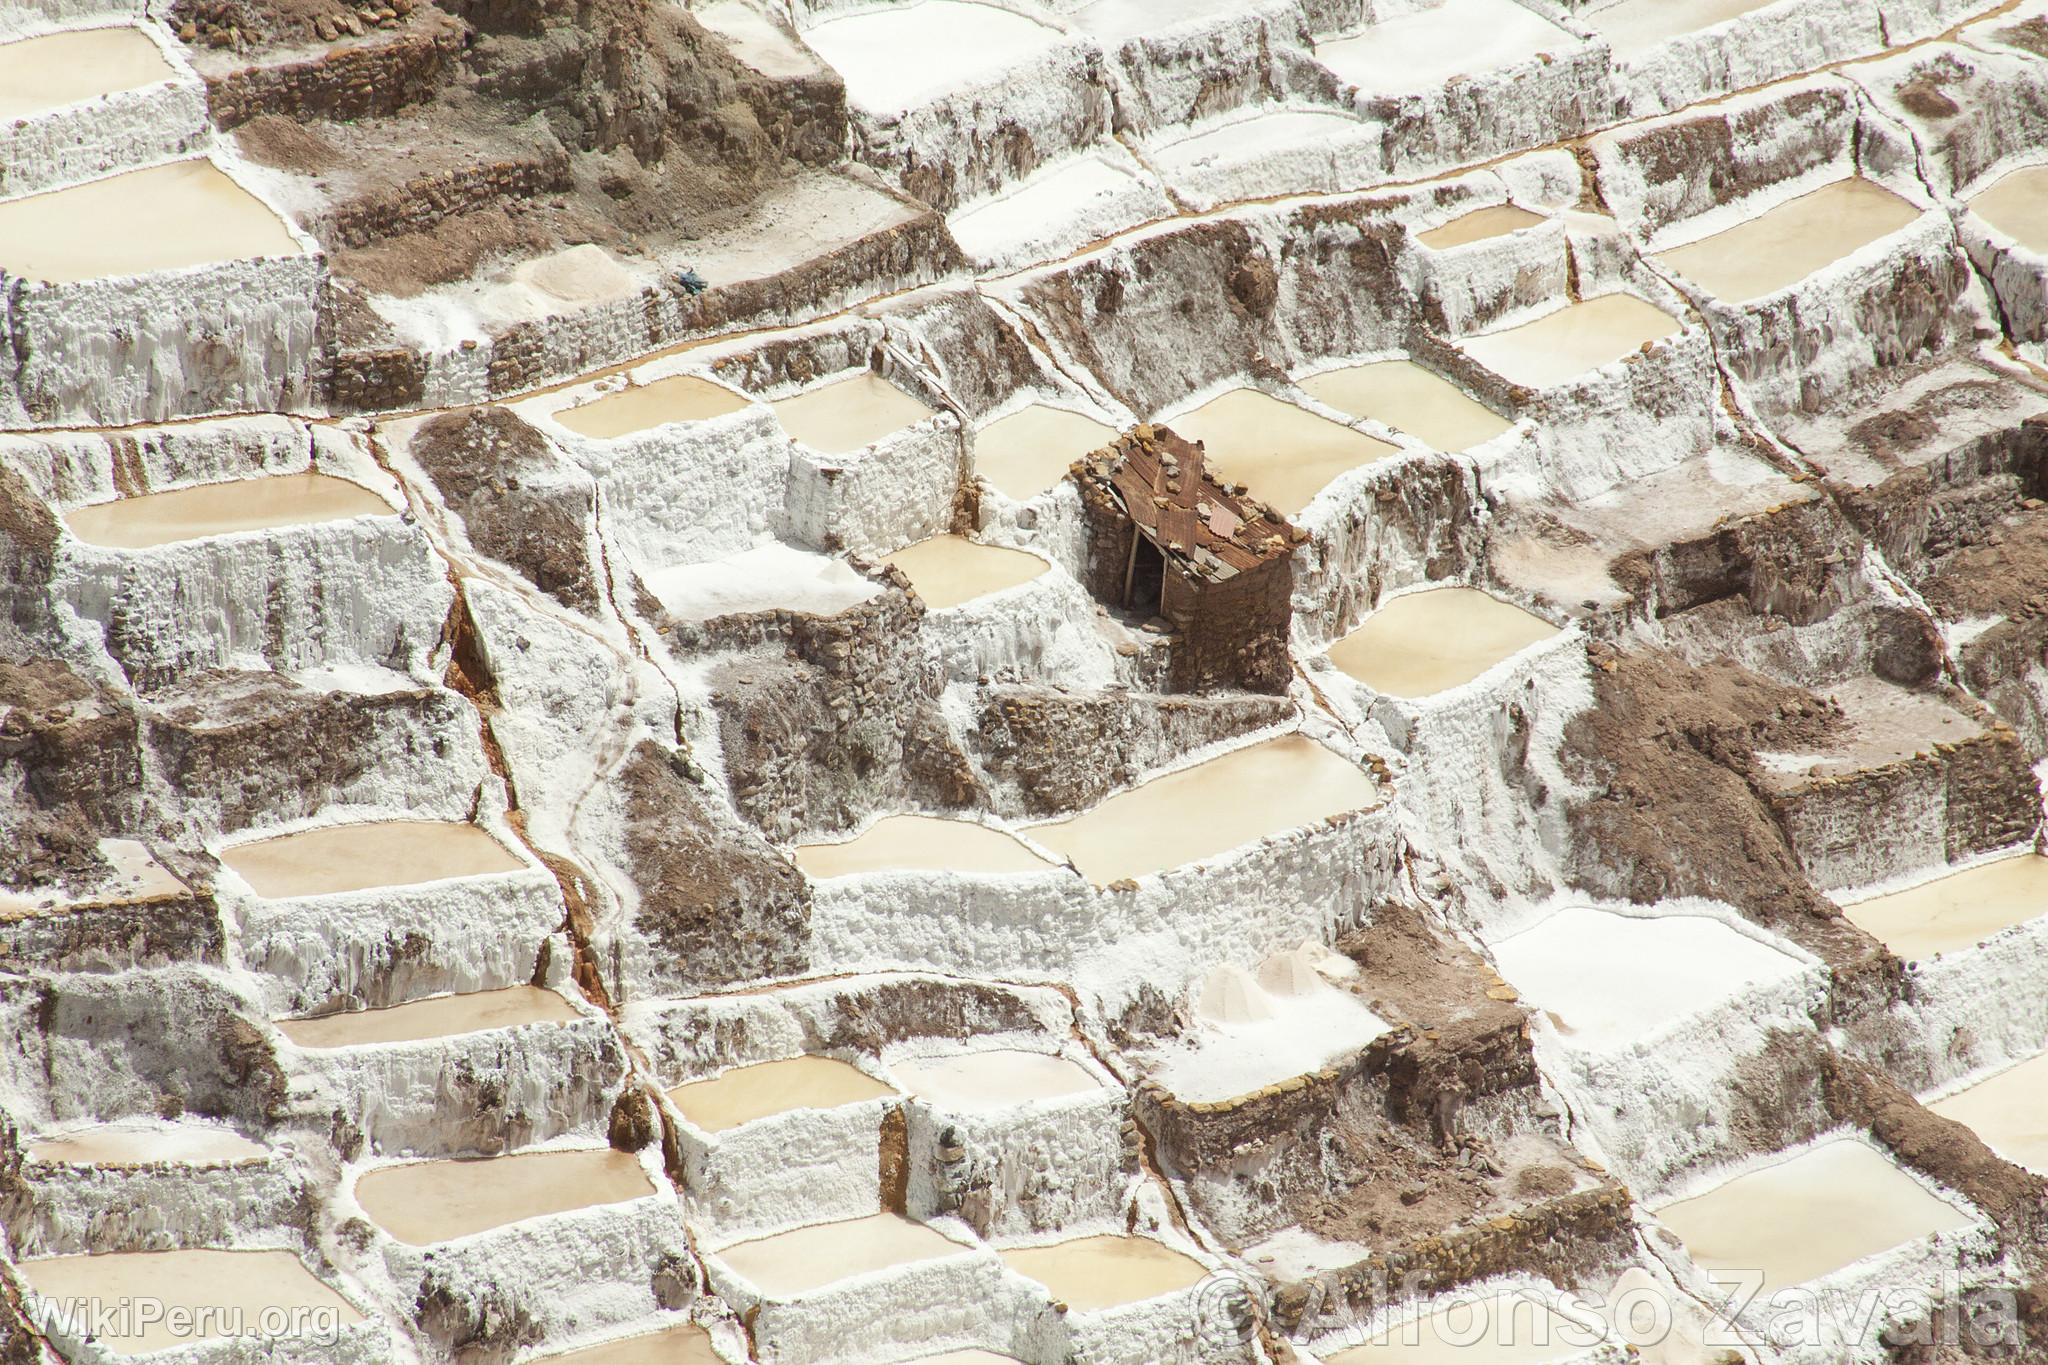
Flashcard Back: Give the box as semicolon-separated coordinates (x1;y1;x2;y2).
1968;165;2048;251
29;1121;266;1166
1327;588;1559;698
1000;1234;1205;1311
0;838;185;913
20;1249;363;1354
1070;0;1246;39
771;372;935;454
1652;178;1922;303
220;820;525;898
695;0;821;79
796;814;1055;879
1150;956;1388;1101
1299;360;1513;452
973;403;1118;501
1841;853;2048;960
948;153;1171;270
1164;388;1399;515
551;373;753;440
1492;906;1807;1050
645;542;880;621
715;1213;967;1297
883;535;1050;609
0;159;303;284
1457;294;1682;389
1929;1051;2048;1174
1148;109;1375;190
1327;1290;1597;1362
799;0;1064;114
1581;0;1779;58
1655;1139;1975;1294
356;1149;655;1245
534;1323;722;1363
891;1050;1099;1110
916;1354;1021;1363
63;471;390;549
0;26;176;117
1417;203;1547;250
669;1055;896;1133
1316;0;1580;94
1028;734;1382;883
277;986;580;1049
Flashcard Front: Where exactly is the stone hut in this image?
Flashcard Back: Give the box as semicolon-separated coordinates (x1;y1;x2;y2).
1073;423;1301;694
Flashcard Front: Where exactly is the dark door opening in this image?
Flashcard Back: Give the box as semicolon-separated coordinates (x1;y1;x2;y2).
1126;535;1166;615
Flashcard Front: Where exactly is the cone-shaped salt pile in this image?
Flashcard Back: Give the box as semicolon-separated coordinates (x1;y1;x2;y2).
1198;964;1275;1024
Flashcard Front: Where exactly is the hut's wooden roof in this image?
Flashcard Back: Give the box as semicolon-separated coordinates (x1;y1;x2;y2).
1076;424;1301;582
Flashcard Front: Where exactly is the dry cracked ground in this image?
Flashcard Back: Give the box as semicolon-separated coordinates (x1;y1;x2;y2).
4;0;2048;1361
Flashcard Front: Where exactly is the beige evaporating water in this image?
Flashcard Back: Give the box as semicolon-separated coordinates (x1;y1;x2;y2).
277;986;579;1049
29;1122;266;1167
551;374;753;440
1842;853;2048;960
1655;1139;1975;1294
1929;1052;2048;1174
1298;359;1513;453
19;1250;362;1354
1327;587;1558;697
1327;1291;1594;1363
1458;294;1682;389
716;1213;966;1297
64;472;389;549
1583;0;1776;57
1028;733;1381;883
668;1055;896;1133
796;813;1053;879
221;820;525;898
999;1234;1206;1312
1968;166;2048;253
1417;203;1546;250
535;1323;722;1364
357;1149;654;1246
974;404;1117;501
1653;178;1921;304
891;1050;1099;1110
0;27;177;118
1165;388;1399;515
771;372;934;454
882;535;1049;610
0;159;303;284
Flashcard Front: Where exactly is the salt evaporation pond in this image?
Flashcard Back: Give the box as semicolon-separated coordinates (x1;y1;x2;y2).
29;1121;266;1167
1841;853;2048;960
973;404;1117;501
716;1213;966;1297
1458;294;1682;389
796;814;1054;879
0;159;303;283
551;373;752;440
1654;1139;1975;1294
20;1249;363;1354
1491;906;1806;1049
646;541;881;621
221;820;525;898
1150;953;1389;1102
1581;0;1778;58
1968;165;2048;252
669;1055;896;1133
64;471;390;549
883;535;1049;609
1299;359;1512;453
1165;388;1399;515
771;372;935;454
1929;1051;2048;1175
800;1;1064;114
1317;0;1579;94
1653;178;1920;303
277;986;580;1049
0;26;176;118
1417;203;1546;250
1027;733;1381;883
534;1323;722;1363
356;1149;654;1245
1327;587;1559;698
1000;1234;1206;1311
891;1050;1099;1110
1326;1290;1597;1363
